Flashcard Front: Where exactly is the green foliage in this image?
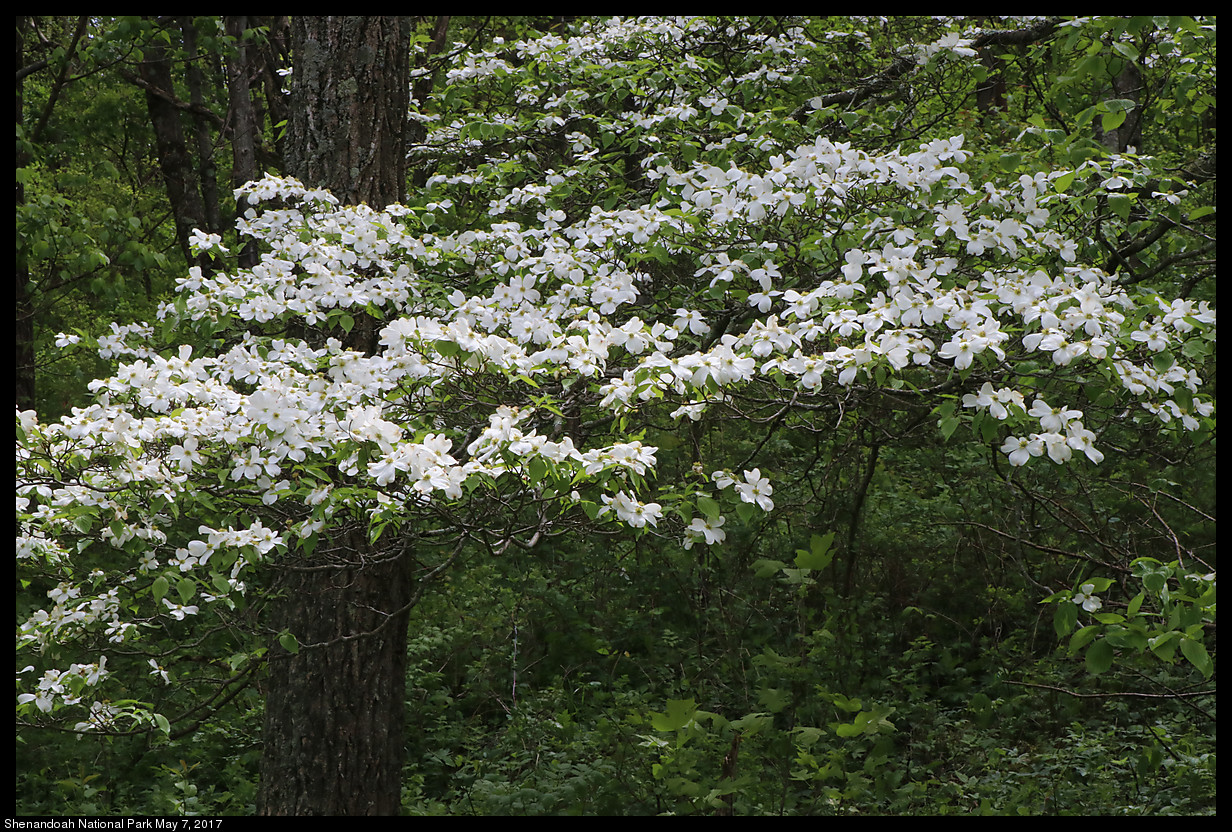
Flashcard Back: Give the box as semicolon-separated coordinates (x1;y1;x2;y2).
1047;557;1216;680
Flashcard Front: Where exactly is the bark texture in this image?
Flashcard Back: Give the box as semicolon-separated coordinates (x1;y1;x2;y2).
285;16;410;208
256;17;413;816
257;530;414;815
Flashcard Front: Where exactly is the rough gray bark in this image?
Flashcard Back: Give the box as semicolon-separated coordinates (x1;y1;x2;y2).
179;17;223;236
1098;60;1144;154
285;16;410;207
257;529;415;815
255;16;413;816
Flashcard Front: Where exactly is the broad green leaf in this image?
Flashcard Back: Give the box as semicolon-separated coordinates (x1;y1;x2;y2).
792;725;826;748
696;494;722;519
1085;639;1114;674
757;687;791;714
527;456;548;485
1069;624;1099;653
794;531;835;570
828;692;862;713
1054;600;1078;637
651;698;698;732
1179;637;1212;678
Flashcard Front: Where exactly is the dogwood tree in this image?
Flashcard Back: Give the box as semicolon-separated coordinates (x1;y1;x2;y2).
17;16;1215;814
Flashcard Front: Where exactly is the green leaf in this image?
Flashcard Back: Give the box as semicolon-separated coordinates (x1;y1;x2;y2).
1151;350;1176;374
794;531;835;570
1150;630;1180;661
835;705;896;737
1179;637;1212;678
757;687;791;714
752;558;786;579
731;712;772;734
527;456;549;485
1069;624;1099;653
651;698;699;732
978;411;1001;444
1054;600;1078;637
1085;638;1114;675
151;576;169;603
793;725;826;748
1085;577;1116;592
279;632;300;655
696;494;722;519
827;692;863;713
1103;97;1138;113
939;414;961;442
1142;569;1170;594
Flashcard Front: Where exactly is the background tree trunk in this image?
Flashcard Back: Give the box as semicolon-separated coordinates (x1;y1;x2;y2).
16;17;35;412
138;24;212;271
225;15;261;268
1099;60;1144;154
179;17;223;237
256;16;413;816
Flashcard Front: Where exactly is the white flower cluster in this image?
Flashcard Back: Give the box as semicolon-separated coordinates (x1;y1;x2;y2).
18;133;1215;696
17;658;109;714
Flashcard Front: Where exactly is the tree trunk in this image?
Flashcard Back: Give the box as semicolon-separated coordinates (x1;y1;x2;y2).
256;17;413;816
225;15;261;268
1099;60;1144;154
179;17;223;237
138;24;214;273
257;529;414;815
16;17;35;413
285;16;409;208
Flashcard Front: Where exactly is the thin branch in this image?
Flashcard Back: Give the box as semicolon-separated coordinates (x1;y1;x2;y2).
293;536;466;651
1004;678;1214;701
